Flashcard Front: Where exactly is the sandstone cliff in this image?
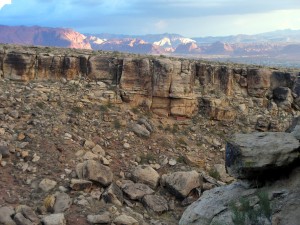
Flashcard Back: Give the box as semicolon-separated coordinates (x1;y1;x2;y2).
1;44;299;126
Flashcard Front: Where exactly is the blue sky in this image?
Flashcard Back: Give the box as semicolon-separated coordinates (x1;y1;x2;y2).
1;0;300;37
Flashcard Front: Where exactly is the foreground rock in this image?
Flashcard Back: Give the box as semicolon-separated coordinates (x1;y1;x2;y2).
142;195;169;214
0;206;16;225
180;129;300;225
131;165;160;189
226;132;300;179
123;183;155;200
114;214;138;225
76;160;113;186
180;167;300;225
87;212;112;224
161;170;202;199
41;213;66;225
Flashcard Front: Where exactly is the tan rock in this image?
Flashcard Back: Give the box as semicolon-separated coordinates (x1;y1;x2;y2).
247;68;271;97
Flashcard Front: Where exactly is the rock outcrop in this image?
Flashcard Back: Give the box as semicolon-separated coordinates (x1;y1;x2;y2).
1;44;300;122
180;127;300;225
226;132;300;179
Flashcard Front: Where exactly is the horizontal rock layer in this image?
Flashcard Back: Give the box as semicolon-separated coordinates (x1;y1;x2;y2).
1;45;300;118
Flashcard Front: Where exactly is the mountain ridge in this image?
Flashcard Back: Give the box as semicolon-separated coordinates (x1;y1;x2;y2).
1;24;300;67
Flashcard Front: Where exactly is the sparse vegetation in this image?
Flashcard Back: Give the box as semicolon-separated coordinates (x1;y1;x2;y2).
72;106;84;115
229;191;272;225
99;105;108;112
176;155;186;164
36;101;45;109
140;153;156;164
177;137;187;146
208;168;221;180
114;119;121;129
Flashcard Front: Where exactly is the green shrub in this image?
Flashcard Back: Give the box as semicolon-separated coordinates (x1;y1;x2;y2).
140;153;155;164
208;168;221;180
114;119;121;129
99;105;108;112
229;191;272;225
72;106;83;115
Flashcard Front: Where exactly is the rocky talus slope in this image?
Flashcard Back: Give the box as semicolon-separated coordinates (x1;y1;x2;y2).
0;44;299;225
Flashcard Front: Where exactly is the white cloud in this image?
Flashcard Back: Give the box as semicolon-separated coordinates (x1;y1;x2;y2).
155;20;168;30
0;0;11;10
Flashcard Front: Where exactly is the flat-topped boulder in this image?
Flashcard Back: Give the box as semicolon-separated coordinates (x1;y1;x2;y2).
226;132;300;179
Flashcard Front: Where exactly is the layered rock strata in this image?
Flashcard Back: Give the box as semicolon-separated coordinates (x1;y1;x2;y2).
1;44;300;121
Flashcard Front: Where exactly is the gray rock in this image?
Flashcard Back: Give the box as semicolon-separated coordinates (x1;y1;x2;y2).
179;182;249;225
114;214;138;225
0;206;16;225
290;125;300;141
131;165;160;189
138;117;154;132
77;160;113;186
180;167;300;225
14;213;32;225
84;139;96;149
161;171;202;199
226;132;300;179
273;86;293;107
15;205;39;225
53;192;72;213
41;213;66;225
142;195;169;214
39;178;57;192
131;123;150;138
92;144;106;156
123;183;155;200
102;182;124;206
0;145;10;158
9;110;19;118
70;179;92;191
87;212;112;224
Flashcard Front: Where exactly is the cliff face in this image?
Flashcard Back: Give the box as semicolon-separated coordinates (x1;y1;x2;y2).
0;25;91;49
1;44;299;123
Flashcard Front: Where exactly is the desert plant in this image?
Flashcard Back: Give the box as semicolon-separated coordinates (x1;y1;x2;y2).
36;101;45;109
114;119;121;129
257;191;271;221
140;153;156;164
229;191;272;225
208;168;221;180
99;105;108;112
72;106;83;115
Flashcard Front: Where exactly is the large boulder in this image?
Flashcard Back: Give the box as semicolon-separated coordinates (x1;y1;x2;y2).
179;182;249;225
161;170;202;199
76;160;113;186
180;167;300;225
123;183;154;200
226;132;300;179
131;165;160;189
0;206;16;225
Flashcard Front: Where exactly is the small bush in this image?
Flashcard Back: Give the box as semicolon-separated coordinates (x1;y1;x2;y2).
229;191;272;225
176;155;186;164
208;168;221;180
132;107;140;114
177;137;187;146
99;105;108;112
72;106;83;115
114;119;121;129
36;101;45;109
140;153;155;164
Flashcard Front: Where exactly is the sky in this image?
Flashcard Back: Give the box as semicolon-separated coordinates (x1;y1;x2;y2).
1;0;300;37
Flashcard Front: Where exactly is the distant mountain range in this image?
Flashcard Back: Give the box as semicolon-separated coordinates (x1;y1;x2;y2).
1;25;300;67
